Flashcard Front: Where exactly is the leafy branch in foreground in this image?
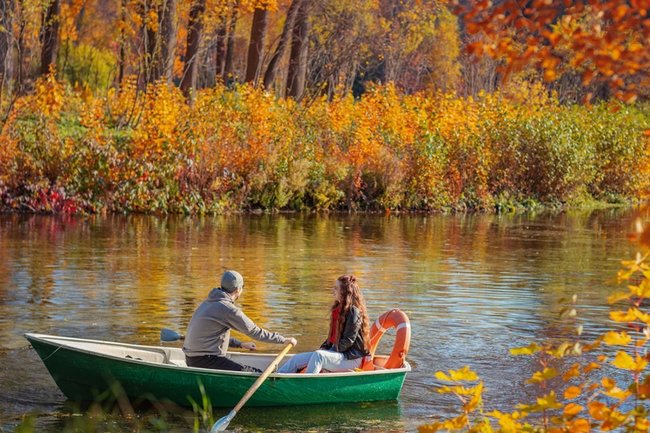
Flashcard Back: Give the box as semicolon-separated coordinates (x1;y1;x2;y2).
421;245;650;432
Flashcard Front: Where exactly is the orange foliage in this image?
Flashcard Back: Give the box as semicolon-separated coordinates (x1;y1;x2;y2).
0;76;648;214
457;0;650;101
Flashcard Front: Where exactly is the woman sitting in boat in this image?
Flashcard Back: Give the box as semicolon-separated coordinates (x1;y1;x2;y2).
183;270;298;372
278;274;370;374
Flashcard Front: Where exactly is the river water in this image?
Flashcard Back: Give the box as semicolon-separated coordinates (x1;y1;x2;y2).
0;209;644;432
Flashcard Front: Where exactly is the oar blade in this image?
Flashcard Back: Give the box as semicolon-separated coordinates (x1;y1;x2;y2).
210;410;235;432
208;343;294;432
160;328;182;342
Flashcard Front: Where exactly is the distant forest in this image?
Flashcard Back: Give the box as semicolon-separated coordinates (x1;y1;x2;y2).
1;0;646;104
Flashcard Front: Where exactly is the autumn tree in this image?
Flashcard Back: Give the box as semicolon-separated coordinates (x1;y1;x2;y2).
214;13;227;78
40;0;61;75
262;0;302;90
423;6;461;93
244;7;268;84
306;0;377;99
223;2;239;80
357;0;462;94
159;0;177;83
0;0;15;89
138;0;157;83
117;0;127;85
458;33;500;97
285;0;308;98
137;0;177;84
457;0;650;102
180;0;207;96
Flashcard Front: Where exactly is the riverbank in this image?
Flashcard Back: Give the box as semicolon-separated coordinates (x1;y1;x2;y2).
1;75;648;215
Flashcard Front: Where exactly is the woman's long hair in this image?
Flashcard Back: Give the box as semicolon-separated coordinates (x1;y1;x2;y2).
331;275;370;351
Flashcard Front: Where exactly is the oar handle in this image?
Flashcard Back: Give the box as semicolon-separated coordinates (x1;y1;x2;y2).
232;342;294;413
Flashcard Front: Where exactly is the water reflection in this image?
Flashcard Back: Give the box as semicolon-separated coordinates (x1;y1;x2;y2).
232;401;404;432
0;209;643;432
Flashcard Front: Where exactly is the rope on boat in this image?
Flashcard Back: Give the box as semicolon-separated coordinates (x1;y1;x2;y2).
41;345;63;362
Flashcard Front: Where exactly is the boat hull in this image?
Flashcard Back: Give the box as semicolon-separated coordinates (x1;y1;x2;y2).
26;334;409;408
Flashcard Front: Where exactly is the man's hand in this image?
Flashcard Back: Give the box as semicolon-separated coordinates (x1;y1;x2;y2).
286;337;298;346
241;342;257;351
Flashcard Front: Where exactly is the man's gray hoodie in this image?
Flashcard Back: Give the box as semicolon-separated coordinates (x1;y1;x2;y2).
183;288;287;357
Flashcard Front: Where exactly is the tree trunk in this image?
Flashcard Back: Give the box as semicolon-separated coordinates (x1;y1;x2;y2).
286;0;309;99
262;0;301;90
138;0;158;84
74;0;87;36
214;15;227;80
15;0;25;91
223;1;239;81
40;0;61;75
180;0;206;97
117;0;126;86
160;0;177;83
0;0;15;87
244;7;267;84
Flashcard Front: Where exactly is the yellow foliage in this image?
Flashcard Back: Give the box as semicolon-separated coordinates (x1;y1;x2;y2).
602;331;632;346
611;350;648;372
22;71;66;120
635;417;649;432
437;385;478;396
527;367;558;384
418;415;469;432
603;387;632;401
607;291;631;304
610;308;638;323
463;382;483;413
487;410;526;433
630;280;650;299
435;366;479;382
601;377;616;390
509;343;542;356
516;391;563;413
419;251;650;433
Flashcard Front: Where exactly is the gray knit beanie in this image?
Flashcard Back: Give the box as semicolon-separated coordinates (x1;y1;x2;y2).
221;270;244;292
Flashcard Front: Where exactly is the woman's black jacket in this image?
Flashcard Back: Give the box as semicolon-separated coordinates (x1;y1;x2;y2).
320;306;369;360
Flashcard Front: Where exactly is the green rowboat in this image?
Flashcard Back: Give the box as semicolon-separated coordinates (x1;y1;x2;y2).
25;333;410;408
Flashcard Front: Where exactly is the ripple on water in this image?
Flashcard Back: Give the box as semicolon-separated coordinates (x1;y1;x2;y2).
0;210;643;432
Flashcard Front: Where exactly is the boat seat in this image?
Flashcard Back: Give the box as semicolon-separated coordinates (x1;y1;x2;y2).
121;348;170;365
125;355;144;361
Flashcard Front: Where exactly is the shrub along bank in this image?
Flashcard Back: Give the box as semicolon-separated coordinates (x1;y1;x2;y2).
0;75;648;214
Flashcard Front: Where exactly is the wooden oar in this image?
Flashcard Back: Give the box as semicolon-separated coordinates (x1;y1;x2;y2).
210;342;294;432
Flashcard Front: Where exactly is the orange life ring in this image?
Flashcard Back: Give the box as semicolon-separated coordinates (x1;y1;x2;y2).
364;309;411;369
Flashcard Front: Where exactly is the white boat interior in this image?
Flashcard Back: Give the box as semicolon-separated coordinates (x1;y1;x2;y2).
25;333;407;375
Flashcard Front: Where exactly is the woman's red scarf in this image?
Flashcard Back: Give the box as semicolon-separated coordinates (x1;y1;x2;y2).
328;306;342;344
